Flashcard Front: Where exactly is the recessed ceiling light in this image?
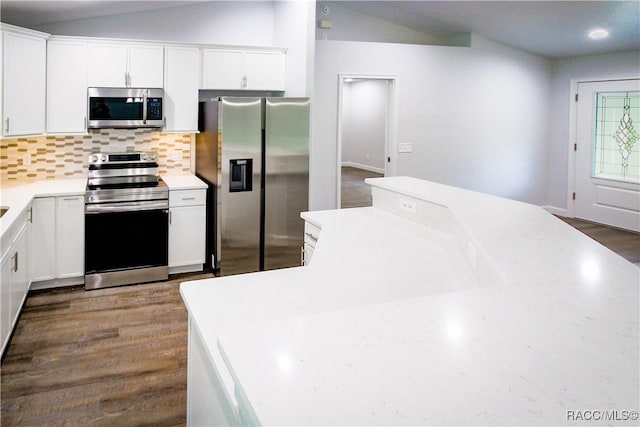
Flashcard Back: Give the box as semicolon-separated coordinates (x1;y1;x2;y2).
588;29;609;40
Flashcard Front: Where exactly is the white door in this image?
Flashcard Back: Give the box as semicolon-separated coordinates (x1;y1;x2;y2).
47;40;88;133
87;44;128;87
575;79;640;232
128;46;164;88
164;46;199;132
56;196;85;278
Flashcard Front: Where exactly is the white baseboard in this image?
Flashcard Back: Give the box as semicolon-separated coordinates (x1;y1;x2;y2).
29;276;84;291
542;205;569;217
341;161;384;175
169;264;204;275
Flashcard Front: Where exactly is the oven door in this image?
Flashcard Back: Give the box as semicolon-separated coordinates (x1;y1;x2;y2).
85;204;168;289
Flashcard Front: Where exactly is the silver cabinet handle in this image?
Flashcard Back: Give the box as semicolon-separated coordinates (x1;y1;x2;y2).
241;75;247;89
181;197;196;201
4;117;9;133
169;210;172;225
300;246;305;266
13;252;18;272
305;232;318;242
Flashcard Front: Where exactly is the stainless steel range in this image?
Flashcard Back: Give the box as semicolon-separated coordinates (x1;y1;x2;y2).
84;151;169;290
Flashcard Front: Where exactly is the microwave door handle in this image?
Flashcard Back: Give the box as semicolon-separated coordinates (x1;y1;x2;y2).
142;89;148;125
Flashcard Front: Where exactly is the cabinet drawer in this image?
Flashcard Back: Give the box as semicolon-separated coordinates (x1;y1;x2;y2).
304;222;320;247
169;189;206;207
303;242;315;266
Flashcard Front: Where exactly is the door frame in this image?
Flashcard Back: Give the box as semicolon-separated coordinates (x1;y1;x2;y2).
567;76;639;218
336;74;398;208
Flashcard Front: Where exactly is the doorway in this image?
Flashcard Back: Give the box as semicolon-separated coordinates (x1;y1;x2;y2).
337;75;397;208
573;78;640;232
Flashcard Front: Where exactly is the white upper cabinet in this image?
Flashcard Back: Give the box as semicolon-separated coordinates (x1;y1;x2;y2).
244;51;286;91
87;43;163;88
87;44;127;87
46;40;88;133
164;46;200;132
202;49;245;89
2;26;48;137
201;48;286;91
128;46;165;88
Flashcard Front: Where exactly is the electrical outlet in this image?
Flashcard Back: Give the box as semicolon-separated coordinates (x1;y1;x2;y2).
365;153;371;161
398;142;412;153
399;198;416;213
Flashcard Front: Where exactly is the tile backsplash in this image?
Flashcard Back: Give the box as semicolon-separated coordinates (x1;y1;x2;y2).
0;129;193;184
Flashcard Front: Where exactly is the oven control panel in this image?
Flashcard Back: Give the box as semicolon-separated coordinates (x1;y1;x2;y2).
88;151;158;165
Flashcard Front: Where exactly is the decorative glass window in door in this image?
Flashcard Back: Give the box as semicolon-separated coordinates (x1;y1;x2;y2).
594;91;640;182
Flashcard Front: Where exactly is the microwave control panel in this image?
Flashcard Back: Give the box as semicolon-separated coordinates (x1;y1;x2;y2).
147;98;163;120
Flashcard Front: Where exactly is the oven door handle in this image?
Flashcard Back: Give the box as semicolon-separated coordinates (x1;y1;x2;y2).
85;201;169;214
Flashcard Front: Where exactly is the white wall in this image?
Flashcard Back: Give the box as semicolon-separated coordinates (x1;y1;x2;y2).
273;0;316;97
38;2;275;46
312;36;552;210
315;1;461;46
342;80;386;171
547;50;640;212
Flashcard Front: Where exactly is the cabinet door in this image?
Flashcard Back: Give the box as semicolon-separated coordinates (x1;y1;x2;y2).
31;197;56;282
10;226;28;329
1;250;13;353
87;44;127;87
128;46;164;88
164;46;199;131
169;206;206;267
2;31;46;136
56;196;84;278
201;49;244;89
47;41;88;133
244;51;286;91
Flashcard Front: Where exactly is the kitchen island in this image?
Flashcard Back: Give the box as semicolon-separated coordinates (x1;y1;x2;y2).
179;177;639;426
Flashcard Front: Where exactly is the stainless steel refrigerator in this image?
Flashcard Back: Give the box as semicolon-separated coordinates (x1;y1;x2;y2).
195;97;310;276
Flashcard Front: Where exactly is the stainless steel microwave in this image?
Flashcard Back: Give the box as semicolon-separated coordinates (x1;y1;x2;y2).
87;87;164;129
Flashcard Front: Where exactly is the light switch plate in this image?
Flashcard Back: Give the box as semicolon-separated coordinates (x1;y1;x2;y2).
398;142;412;153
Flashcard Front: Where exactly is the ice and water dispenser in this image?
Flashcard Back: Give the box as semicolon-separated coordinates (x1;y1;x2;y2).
229;159;253;192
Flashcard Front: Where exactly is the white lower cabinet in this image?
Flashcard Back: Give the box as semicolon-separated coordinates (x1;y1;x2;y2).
31;197;56;281
56;196;84;278
1;206;30;356
169;189;206;274
30;195;84;288
302;221;320;266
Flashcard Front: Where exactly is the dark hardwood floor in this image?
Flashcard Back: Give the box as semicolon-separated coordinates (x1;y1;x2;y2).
557;216;639;265
1;272;213;426
341;166;383;208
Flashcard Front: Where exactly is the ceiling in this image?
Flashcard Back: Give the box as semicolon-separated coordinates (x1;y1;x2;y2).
1;0;639;59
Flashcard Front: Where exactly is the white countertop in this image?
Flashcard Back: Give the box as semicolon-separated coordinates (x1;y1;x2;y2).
161;174;207;190
0;174;205;237
182;177;639;425
0;178;87;236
